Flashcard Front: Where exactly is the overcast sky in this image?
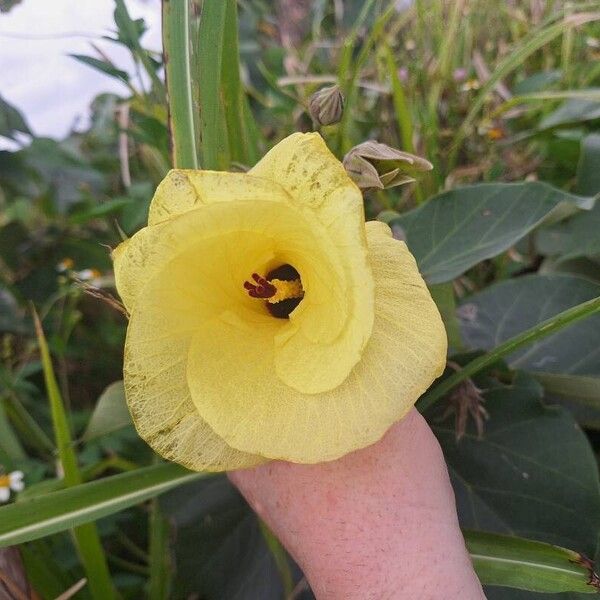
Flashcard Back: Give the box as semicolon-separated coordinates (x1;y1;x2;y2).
0;0;162;142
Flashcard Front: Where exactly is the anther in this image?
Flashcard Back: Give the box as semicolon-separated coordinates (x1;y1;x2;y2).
243;273;277;299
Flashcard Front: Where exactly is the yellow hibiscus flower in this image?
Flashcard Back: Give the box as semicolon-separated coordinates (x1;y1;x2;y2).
113;133;447;471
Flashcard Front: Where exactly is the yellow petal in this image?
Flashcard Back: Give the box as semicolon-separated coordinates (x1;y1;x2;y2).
134;135;375;392
186;221;447;463
147;169;293;226
125;298;263;471
250;132;365;231
120;195;377;467
116;166;373;394
252;132;375;391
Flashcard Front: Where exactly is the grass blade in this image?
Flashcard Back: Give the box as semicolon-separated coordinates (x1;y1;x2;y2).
448;12;600;170
465;530;599;593
148;497;172;600
162;0;198;169
197;0;229;169
34;312;115;600
0;463;203;547
335;0;399;155
417;294;600;412
221;0;261;166
382;41;427;203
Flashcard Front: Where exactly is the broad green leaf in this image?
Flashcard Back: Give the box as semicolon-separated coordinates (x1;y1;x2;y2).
429;283;462;350
539;99;600;130
83;381;131;441
391;182;593;284
160;475;287;599
577;133;600;196
534;373;600;431
465;530;598;594
512;70;562;95
419;293;600;413
459;274;600;376
537;135;600;262
0;463;203;547
428;372;600;556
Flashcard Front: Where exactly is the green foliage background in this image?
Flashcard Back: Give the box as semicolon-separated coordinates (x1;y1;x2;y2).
2;0;600;598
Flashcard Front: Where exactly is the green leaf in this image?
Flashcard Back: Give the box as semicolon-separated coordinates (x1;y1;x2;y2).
459;274;600;377
537;135;600;262
160;475;288;599
220;0;261;166
148;495;172;600
428;372;600;556
429;283;462;350
539;99;600;130
113;0;164;100
0;94;31;139
534;373;600;407
533;373;600;430
34;313;116;600
162;0;198;169
465;530;598;594
391;182;593;284
83;381;131;441
0;463;203;547
20;138;105;213
0;404;25;466
69;54;130;85
68;198;131;225
197;0;229;169
577;133;600;196
20;540;75;600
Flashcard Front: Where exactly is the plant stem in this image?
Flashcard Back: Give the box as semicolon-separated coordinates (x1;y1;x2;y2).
417;295;600;413
162;0;199;169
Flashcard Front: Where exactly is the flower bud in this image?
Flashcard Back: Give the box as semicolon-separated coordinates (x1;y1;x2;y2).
342;141;433;191
308;85;344;126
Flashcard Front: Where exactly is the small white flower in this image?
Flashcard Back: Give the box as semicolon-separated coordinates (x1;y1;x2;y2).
0;471;25;503
9;471;24;492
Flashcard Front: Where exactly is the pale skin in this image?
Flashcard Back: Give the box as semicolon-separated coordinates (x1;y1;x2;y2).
229;408;486;599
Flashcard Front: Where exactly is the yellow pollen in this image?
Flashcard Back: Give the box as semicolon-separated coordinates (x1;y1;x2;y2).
267;278;304;304
0;475;9;487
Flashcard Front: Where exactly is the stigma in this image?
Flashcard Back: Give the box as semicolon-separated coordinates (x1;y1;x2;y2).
244;273;304;304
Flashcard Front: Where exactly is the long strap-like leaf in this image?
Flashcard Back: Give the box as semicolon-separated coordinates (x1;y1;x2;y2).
464;530;599;594
0;463;204;547
0;467;597;595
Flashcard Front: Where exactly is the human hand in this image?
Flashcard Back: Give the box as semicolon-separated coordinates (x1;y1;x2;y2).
229;408;485;599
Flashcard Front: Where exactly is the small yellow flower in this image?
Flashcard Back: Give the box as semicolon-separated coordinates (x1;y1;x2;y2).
0;470;24;502
113;133;447;471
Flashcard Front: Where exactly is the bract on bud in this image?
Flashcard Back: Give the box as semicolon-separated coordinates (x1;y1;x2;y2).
308;85;344;126
342;141;433;191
